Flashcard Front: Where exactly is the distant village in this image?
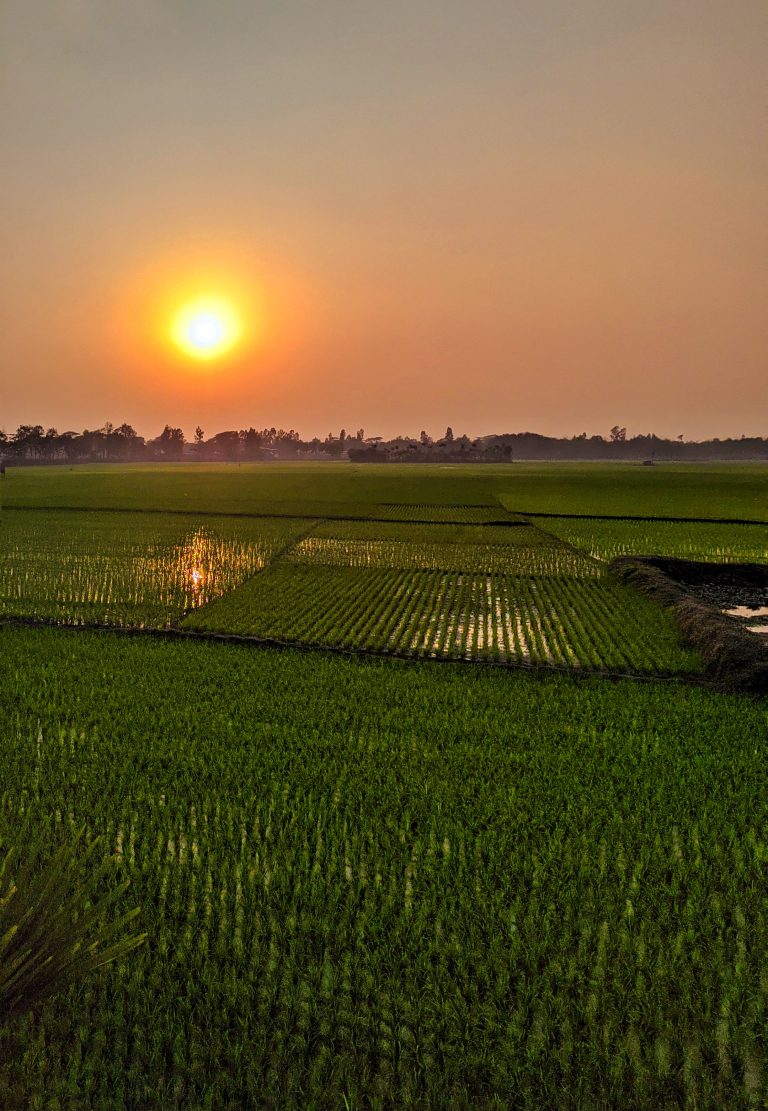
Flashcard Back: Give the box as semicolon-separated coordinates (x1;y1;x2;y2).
2;423;767;464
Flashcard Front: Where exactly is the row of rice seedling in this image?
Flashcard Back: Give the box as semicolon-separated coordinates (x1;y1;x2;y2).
311;519;542;545
372;502;516;523
0;510;310;626
1;626;765;1108
290;536;601;577
290;518;602;578
184;564;700;673
537;517;768;564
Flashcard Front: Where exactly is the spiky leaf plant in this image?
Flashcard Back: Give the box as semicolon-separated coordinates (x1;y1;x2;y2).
0;827;145;1029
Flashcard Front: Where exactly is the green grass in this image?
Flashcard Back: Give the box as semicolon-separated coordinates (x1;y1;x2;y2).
535;517;768;565
0;626;765;1108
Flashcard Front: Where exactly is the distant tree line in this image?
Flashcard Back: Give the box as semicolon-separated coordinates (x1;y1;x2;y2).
2;423;766;464
0;424;366;463
349;427;768;462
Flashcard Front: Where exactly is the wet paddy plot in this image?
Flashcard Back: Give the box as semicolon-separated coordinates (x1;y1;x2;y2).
2;502;703;676
0;510;310;626
648;558;768;638
722;605;768;636
289;519;602;578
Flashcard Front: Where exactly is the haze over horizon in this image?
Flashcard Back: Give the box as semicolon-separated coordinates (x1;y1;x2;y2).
2;1;766;442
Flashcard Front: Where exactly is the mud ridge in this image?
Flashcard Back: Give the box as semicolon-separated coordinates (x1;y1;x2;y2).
521;510;768;526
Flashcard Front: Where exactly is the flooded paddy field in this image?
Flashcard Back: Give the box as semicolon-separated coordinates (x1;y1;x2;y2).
649;557;768;641
3;464;766;676
187;562;697;675
0;509;311;626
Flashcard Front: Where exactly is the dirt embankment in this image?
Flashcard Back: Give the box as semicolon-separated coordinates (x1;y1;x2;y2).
611;556;768;695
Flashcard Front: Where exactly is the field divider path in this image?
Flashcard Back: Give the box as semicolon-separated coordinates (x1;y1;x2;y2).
1;503;530;527
0;613;714;689
507;508;768;526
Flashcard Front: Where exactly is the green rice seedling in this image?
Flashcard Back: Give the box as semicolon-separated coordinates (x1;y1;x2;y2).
290;530;601;577
186;563;700;674
536;517;768;565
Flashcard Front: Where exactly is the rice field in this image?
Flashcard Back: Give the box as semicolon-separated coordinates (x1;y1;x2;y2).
310;519;538;544
3;464;767;1108
290;528;600;577
1;626;766;1109
7;461;768;521
183;563;700;673
3;504;699;676
537;517;768;565
0;510;310;626
371;502;515;523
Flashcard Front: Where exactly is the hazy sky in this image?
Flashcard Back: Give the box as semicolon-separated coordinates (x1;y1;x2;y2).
2;1;766;440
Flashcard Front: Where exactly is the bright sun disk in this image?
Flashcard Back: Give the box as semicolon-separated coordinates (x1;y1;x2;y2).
171;296;242;360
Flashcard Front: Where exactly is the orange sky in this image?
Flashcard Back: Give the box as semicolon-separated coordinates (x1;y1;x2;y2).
2;1;766;441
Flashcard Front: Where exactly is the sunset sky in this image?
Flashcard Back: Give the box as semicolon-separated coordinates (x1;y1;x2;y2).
2;1;766;441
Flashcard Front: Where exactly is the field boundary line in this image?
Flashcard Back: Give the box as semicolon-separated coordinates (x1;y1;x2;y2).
0;504;524;527
516;510;768;526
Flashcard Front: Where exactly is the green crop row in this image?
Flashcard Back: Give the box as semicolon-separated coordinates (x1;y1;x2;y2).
1;626;766;1108
293;518;600;577
183;564;700;674
537;517;768;564
371;502;515;523
289;536;600;578
311;519;542;545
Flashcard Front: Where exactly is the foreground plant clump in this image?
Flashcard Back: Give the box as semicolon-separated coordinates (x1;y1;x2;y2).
1;626;766;1109
0;828;144;1029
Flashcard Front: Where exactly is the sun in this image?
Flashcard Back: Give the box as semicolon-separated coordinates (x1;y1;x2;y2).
171;295;243;361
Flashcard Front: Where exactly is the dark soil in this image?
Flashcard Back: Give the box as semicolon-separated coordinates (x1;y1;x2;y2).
610;556;768;695
641;557;768;610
